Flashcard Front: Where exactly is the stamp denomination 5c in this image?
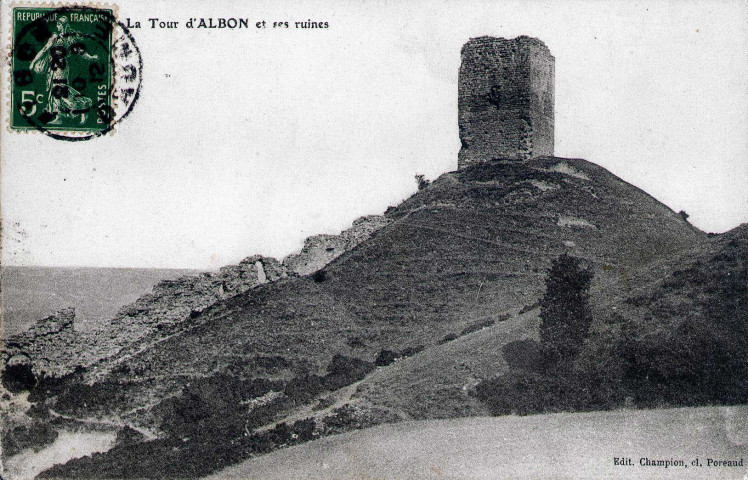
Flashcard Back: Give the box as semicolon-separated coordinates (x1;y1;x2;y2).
9;4;142;140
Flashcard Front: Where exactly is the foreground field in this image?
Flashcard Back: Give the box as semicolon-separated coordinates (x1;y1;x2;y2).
209;405;748;480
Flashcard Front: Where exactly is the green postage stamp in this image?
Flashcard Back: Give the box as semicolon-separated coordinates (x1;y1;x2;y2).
9;4;142;140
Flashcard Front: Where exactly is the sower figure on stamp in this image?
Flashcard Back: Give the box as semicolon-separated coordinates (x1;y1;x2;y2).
30;17;98;125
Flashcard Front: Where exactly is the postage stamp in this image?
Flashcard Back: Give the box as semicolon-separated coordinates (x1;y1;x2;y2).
8;4;142;140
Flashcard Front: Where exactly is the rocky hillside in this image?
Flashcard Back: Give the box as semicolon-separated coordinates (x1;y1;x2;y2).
1;215;389;379
68;157;705;397
14;155;735;478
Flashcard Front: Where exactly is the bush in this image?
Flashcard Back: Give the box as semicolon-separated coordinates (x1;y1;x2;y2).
266;422;292;446
284;374;325;403
2;362;36;392
623;319;748;407
311;270;328;283
321;404;358;433
115;425;145;448
2;422;59;457
400;345;425;358
157;374;282;437
374;350;399;366
474;372;549;415
291;418;317;441
502;339;543;372
346;336;366;348
438;333;458;345
539;254;593;366
474;370;615;416
415;174;430;190
326;354;372;377
324;355;374;390
461;318;496;335
619;243;748;407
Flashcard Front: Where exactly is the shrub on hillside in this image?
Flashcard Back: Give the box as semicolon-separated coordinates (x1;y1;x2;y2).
321;404;358;433
502;339;543;372
415;174;430;190
311;270;328;282
291;417;317;441
50;380;134;417
400;345;425;358
438;333;458;345
539;254;593;367
623;317;748;407
284;374;326;403
2;422;59;457
474;372;566;415
324;354;374;390
266;422;293;446
374;350;399;366
619;243;748;407
346;336;366;348
474;368;620;416
2;361;36;392
157;374;283;437
115;425;145;448
461;318;496;336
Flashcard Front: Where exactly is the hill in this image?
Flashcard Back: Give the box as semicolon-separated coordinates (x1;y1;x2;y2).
350;222;746;420
13;155;739;478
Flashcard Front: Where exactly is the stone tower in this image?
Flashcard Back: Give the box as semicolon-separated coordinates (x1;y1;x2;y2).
458;36;554;169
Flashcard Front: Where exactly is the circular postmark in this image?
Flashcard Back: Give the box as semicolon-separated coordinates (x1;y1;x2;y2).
10;5;142;141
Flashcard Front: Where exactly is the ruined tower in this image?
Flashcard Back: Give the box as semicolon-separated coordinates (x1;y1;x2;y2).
458;36;554;168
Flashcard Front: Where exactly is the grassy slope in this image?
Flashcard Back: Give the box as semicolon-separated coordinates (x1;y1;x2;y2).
351;310;540;420
208;405;748;480
96;157;705;410
102;156;705;375
349;223;745;421
35;156;716;475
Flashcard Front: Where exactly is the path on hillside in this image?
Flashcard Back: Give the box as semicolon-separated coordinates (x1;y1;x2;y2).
49;409;158;440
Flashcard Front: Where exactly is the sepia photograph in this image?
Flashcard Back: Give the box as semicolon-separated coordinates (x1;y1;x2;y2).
1;0;746;478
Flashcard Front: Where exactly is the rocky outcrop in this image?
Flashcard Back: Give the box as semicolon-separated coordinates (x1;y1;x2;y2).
283;215;391;276
1;256;288;378
114;255;288;332
1;308;77;378
2;214;393;380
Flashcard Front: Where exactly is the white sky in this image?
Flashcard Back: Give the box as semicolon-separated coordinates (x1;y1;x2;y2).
2;0;747;269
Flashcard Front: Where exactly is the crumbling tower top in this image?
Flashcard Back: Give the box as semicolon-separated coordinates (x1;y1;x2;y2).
458;36;554;169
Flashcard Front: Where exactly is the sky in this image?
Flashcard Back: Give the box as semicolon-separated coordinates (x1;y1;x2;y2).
1;0;747;270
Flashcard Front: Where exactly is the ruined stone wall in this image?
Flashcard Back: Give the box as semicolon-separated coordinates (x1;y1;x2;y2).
458;36;554;168
114;255;288;332
2;215;392;378
1;257;285;377
283;215;391;276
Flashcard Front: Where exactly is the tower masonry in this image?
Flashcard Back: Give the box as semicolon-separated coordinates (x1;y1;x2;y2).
458;36;554;168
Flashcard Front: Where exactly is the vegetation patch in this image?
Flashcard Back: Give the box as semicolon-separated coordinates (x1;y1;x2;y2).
2;356;37;393
2;421;59;457
460;318;496;336
438;333;458;345
477;238;748;415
